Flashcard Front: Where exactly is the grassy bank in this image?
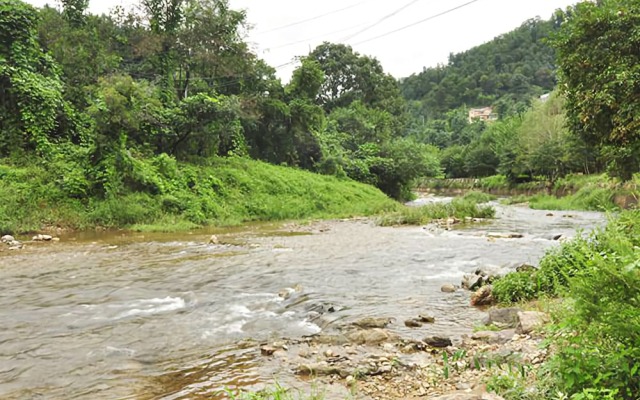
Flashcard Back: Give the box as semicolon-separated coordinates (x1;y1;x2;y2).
421;174;639;212
488;210;640;399
377;196;495;226
0;156;398;234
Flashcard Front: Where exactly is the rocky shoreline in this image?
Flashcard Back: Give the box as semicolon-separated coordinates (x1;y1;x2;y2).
243;280;550;400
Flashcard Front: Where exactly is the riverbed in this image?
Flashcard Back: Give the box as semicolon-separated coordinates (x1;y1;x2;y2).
0;203;604;399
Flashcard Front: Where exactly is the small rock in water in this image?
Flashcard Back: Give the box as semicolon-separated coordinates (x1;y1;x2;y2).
208;235;219;244
424;336;452;348
441;284;457;293
419;314;435;323
404;319;422;328
1;235;15;243
324;349;334;358
260;345;277;356
345;375;356;385
32;234;53;241
352;317;393;329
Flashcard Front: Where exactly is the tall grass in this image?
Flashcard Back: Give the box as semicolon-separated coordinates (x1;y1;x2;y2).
377;198;495;226
0;157;398;233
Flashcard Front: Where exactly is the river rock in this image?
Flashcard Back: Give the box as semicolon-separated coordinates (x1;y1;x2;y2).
483;307;522;328
516;311;550;334
515;264;537;273
424;335;452;348
404;319;422;328
208;235;219;244
487;232;524;239
441;284;457;293
294;362;353;378
1;235;15;243
352;317;393;329
260;345;277;356
347;329;395;345
419;314;435;323
470;286;494;307
32;234;53;241
471;329;516;344
462;274;484;290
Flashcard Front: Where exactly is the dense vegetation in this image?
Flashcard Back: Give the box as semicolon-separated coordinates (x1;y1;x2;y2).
0;0;444;233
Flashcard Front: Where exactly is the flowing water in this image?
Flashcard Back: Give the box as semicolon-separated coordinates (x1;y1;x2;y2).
0;202;605;399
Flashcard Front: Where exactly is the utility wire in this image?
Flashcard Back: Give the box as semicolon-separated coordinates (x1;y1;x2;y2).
353;0;482;45
268;22;370;50
340;0;423;42
254;0;374;34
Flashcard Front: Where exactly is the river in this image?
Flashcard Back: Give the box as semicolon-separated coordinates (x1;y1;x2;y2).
0;202;604;399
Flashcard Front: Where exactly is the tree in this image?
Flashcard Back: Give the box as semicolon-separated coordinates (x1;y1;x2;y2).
0;0;68;156
552;0;640;180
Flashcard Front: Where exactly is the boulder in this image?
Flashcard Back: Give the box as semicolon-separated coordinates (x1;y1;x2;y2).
483;307;522;328
471;286;494;307
516;311;549;334
441;284;457;293
424;335;452;348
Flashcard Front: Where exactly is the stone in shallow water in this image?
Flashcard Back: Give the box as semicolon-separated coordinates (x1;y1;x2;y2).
424;336;452;348
441;284;457;293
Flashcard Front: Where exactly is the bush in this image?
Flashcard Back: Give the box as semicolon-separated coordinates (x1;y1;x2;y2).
492;271;539;304
377;198;495;226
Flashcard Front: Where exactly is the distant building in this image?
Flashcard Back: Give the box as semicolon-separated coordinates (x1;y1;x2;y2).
468;107;498;123
539;93;551;102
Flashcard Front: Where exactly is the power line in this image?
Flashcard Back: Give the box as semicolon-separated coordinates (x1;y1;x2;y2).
267;22;370;50
353;0;483;46
341;0;423;42
254;0;374;35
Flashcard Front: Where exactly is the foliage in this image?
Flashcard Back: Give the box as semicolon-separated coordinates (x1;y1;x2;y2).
401;17;558;119
552;0;640;180
528;186;617;212
376;198;495;226
491;211;640;398
0;0;69;156
0;156;397;234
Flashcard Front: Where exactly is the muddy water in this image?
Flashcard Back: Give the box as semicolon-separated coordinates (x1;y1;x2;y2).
0;203;604;399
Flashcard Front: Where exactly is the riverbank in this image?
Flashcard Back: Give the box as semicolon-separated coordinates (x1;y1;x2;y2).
418;174;639;211
0;157;397;235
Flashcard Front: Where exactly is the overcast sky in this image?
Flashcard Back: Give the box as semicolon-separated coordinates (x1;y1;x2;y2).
26;0;577;80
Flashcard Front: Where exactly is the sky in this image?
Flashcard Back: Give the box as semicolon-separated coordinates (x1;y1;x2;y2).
25;0;578;80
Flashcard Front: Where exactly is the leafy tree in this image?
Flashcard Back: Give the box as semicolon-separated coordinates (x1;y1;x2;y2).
552;0;640;180
0;0;68;156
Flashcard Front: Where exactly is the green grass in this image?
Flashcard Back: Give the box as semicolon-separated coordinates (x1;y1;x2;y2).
461;191;497;203
226;383;326;400
0;156;398;234
376;198;495;226
528;185;618;211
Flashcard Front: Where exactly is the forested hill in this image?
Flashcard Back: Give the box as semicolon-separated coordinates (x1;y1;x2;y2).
400;16;560;118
